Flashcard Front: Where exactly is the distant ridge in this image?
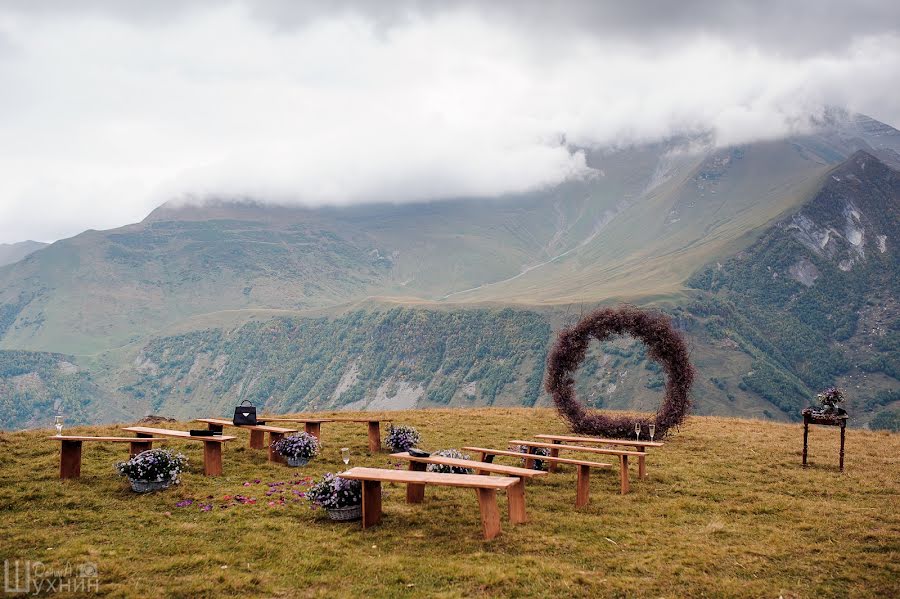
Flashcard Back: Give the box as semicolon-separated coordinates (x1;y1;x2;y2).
0;240;47;267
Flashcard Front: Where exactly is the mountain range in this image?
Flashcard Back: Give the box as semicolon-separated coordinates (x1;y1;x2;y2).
1;109;898;431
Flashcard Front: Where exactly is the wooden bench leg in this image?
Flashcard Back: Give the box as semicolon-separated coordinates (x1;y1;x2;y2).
406;462;426;503
305;422;321;440
523;446;536;470
367;421;381;453
507;479;527;524
203;441;223;476
548;441;560;473
249;430;265;450
60;440;82;479
361;480;382;529
637;446;646;479
576;464;591;507
620;455;630;495
129;440;153;457
269;432;286;464
475;488;502;540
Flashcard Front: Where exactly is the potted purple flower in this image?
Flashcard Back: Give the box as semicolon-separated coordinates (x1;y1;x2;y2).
386;424;421;452
306;473;363;521
272;432;320;467
116;449;187;493
426;449;474;474
815;387;847;415
512;444;550;471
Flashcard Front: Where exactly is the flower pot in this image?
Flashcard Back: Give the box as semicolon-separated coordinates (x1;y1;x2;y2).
326;505;362;521
286;455;310;467
129;478;173;493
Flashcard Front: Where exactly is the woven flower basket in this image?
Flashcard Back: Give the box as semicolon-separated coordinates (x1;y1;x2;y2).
286;456;310;467
326;505;362;521
129;478;173;493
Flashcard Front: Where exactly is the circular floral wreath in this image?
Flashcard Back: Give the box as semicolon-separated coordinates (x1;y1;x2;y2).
544;305;695;439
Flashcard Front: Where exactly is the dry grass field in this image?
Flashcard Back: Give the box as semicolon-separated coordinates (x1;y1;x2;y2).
0;408;897;598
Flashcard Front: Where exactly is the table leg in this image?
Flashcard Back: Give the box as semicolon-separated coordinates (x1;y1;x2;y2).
619;455;630;495
576;464;591;507
60;440;82;479
129;440;153;457
476;488;502;540
548;441;560;473
268;432;286;464
406;461;426;503
361;480;382;529
249;430;265;450
839;422;846;472
802;417;809;467
367;421;381;453
203;441;223;476
507;479;527;524
305;422;321;440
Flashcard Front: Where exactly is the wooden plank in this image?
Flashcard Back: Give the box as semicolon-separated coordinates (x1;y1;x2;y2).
391;452;549;479
60;440;82;479
462;447;613;469
476;488;502;540
304;421;322;439
122;427;236;442
535;434;664;448
203;441;223;476
268;432;287;464
195;418;296;434
510;439;646;457
338;467;519;489
620;455;630;494
361;480;382;529
507;479;527;524
325;418;392;423
249;430;265;450
257;417;333;424
576;464;591;507
367;421;381;453
129;440;153;457
48;436;168;442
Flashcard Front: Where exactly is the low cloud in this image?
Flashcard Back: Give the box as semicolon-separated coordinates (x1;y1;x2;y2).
0;1;898;242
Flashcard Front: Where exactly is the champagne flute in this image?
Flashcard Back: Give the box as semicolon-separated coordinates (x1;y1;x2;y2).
649;424;656;442
54;415;63;436
634;422;641;441
341;448;350;465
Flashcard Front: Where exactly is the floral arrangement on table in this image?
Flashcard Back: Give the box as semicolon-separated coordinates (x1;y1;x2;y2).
512;444;550;471
813;387;847;415
387;424;421;452
116;449;187;493
306;472;363;520
272;432;320;467
426;449;473;474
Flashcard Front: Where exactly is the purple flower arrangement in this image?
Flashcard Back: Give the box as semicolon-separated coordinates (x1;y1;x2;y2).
426;449;473;474
271;432;320;460
512;444;550;471
116;449;187;483
387;424;421;452
306;473;362;510
817;387;846;409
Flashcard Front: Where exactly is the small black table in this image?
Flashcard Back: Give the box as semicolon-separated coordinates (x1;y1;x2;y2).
801;409;848;471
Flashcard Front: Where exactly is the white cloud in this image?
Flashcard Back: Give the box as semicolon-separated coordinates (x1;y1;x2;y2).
0;3;898;243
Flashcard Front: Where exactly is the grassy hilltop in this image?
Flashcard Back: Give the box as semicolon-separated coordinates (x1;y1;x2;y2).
1;408;897;598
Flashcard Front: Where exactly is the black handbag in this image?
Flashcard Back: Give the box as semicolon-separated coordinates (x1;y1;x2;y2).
232;400;257;426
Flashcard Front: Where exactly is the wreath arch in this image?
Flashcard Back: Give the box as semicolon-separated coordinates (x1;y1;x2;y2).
545;305;695;439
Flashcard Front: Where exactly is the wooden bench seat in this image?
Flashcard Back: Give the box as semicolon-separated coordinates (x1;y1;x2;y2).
49;436;169;480
256;417;334;442
122;426;236;476
338;467;523;540
195;418;297;463
259;415;390;452
390;451;546;506
535;434;663;478
463;446;612;507
509;440;645;495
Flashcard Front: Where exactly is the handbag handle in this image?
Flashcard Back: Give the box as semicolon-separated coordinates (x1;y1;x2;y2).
239;400;255;407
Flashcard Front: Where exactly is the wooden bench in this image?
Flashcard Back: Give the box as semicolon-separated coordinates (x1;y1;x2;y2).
535;434;664;478
338;467;523;540
259;416;391;452
391;451;546;513
509;440;644;495
463;446;612;507
195;418;297;464
49;436;168;480
122;427;236;476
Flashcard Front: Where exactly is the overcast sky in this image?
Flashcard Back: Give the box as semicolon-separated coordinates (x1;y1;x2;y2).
1;1;899;244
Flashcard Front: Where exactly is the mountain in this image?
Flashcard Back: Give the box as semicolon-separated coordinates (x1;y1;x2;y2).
0;112;898;430
0;240;47;267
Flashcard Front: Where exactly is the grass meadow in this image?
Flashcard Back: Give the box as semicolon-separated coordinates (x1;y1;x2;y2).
0;408;897;598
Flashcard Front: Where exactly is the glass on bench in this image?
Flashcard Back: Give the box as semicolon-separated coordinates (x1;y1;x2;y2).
342;448;351;465
55;414;63;436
